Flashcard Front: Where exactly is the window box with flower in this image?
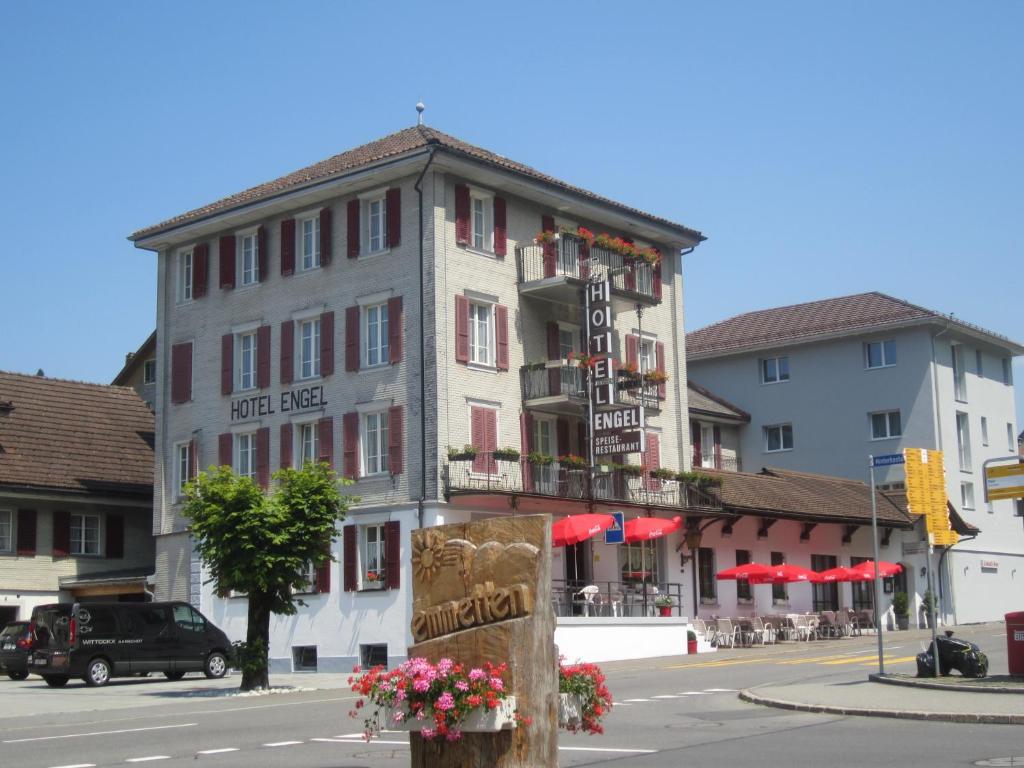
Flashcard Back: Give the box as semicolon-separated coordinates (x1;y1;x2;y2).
492;447;521;463
447;445;478;462
558;454;587;471
558;661;612;734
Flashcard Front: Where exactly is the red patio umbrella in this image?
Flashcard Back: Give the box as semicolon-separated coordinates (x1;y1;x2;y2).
851;560;902;578
752;563;823;584
816;566;864;583
623;515;683;543
551;514;616;547
716;563;774;581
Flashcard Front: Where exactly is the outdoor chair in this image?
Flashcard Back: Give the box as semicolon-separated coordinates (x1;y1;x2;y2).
575;585;600;616
691;618;711;643
792;614;814;641
834;611;852;637
818;611;836;638
715;618;738;648
745;616;772;645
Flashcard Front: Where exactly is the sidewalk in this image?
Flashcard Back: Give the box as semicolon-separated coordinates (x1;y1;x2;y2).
741;674;1024;725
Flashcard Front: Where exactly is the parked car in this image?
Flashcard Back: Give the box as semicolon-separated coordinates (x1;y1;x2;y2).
28;602;232;688
0;620;34;680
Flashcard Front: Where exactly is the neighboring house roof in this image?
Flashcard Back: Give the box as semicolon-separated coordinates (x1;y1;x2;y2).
687;380;750;422
881;490;981;537
0;371;154;497
130;125;704;243
707;467;914;528
687;291;1024;360
112;330;156;386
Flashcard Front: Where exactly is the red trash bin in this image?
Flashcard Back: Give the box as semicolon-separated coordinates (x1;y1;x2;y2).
1006;611;1024;676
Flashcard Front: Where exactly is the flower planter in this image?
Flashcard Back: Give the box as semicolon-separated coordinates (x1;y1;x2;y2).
687;639;698;654
384;696;518;733
558;693;584;730
658;605;673;617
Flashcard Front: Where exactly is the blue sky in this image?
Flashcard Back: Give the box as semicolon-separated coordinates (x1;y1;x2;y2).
1;2;1021;423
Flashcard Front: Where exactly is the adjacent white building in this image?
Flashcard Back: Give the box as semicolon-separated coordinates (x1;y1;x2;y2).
687;292;1023;624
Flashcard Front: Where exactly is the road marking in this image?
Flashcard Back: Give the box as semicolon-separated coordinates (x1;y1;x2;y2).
49;764;96;768
819;654;888;665
676;691;710;695
125;758;171;763
264;741;302;747
559;746;658;754
4;723;197;744
623;698;651;702
328;738;410;745
703;688;738;692
858;655;917;666
612;702;632;706
651;694;679;699
196;748;239;755
336;733;366;738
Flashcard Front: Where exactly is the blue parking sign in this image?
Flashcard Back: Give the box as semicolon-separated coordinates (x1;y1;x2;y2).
605;511;625;544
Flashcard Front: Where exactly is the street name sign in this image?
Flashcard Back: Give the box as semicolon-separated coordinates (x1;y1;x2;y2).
872;453;905;468
985;462;1024;501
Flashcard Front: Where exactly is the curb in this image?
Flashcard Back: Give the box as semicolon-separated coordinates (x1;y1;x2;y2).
738;689;1024;725
869;673;1024;695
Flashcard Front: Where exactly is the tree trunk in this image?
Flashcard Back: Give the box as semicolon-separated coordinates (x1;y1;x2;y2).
241;592;271;691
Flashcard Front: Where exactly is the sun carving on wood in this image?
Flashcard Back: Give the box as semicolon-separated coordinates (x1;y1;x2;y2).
412;530;446;584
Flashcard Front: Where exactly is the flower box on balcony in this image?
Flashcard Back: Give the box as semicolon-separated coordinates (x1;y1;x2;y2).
558;693;584;730
384;696;518;733
447;445;478;462
492;448;521;462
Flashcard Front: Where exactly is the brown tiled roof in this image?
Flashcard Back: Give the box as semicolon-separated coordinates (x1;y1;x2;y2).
130;126;704;242
686;291;1023;358
706;467;913;528
0;372;154;497
687;381;750;422
881;490;981;536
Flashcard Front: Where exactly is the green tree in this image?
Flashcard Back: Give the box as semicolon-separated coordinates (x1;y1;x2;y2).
182;462;356;690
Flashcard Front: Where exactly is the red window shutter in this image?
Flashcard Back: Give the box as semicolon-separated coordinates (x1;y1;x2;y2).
320;207;333;265
280;423;293;469
320;310;335;377
713;425;723;469
171;342;193;404
105;514;124;559
495;304;509;371
280;320;294;384
388;405;403;475
346;200;360;258
256;225;267;282
344;306;359;372
556;417;569;457
343;524;357;591
386;187;401;248
455;184;470;245
626;334;638;368
16;509;37;556
653;260;663;301
280;219;295;276
189;438;199;478
455;295;470;363
52;511;70;557
388;296;403;364
520;411;534;491
691;421;702;466
656;341;666;399
385;520;401;590
624;260;636;291
343;411;359;479
257;325;271;389
256;427;270;489
193;243;209;298
493;197;507;257
471;407;486;473
644;433;661;491
318;416;334;468
546;322;561;394
221;334;233;396
315;550;331;594
578;237;590;280
219;235;236;289
218;432;233;468
542;214;556;277
485;408;497;474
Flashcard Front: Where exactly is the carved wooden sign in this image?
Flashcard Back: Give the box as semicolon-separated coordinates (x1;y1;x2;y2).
407;515;557;768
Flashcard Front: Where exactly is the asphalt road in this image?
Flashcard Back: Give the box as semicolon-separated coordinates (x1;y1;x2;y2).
0;623;1019;768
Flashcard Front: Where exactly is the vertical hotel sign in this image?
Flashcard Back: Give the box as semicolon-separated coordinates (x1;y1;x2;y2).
904;448;959;547
586;280;615;406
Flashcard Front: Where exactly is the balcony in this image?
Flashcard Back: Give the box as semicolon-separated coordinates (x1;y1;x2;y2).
692;454;741;473
615;379;663;412
521;362;586;414
516;234;660;308
443;453;723;515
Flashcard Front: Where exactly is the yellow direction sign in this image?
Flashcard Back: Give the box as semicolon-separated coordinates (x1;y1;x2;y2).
985;462;1024;501
903;448;958;546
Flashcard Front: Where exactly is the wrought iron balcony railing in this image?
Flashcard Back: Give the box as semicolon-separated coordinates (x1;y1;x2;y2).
692;455;741;473
521;362;586;400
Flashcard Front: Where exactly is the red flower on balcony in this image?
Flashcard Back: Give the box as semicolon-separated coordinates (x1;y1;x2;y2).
535;230;557;245
558;454;587;470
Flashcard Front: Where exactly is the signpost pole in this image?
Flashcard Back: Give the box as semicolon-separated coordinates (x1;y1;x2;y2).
926;545;939;677
869;455;885;676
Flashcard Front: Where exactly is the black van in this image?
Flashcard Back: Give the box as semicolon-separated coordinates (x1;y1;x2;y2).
28;602;232;687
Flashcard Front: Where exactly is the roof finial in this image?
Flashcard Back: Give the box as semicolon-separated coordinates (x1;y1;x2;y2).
416;101;425;126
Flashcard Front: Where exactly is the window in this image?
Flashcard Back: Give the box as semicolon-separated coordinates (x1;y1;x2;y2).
173;604;206;634
558;328;576;360
298;422;319;467
619;540;656;585
470;192;493;252
300;215;320;270
961;482;975;510
761;356;790;384
850;556;873;610
638;339;655;374
698;547;716;602
952;344;967;402
1003;358;1013;385
981;417;989;446
362;523;386;587
175;442;192;498
865;340;896;369
236;432;256;480
870;410;902;440
700;424;714;468
811;554;838;612
764;424;793;452
177;249;193;303
1009;423;1017;452
532;418;555;491
770;552;787;603
70;514;100;556
299;318;320;379
143;359;156;385
240;232;259;286
365;304;389;367
956;412;971;471
367;195;386;253
975;349;984;378
238;332;257;391
735;550;752;601
532;418;554;456
296;561;318;594
0;510;11;552
469;302;493;366
363;411;389;476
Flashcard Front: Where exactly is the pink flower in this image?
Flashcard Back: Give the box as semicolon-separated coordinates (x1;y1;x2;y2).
435;692;455;712
392;710;406;723
437;658;454;675
468;668;486;682
455;680;469;692
413;678;430;693
421;727;436;740
489;677;504;691
446;728;462;742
